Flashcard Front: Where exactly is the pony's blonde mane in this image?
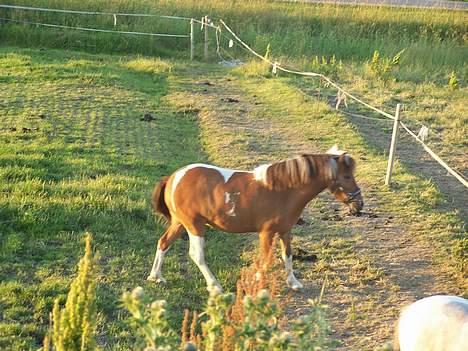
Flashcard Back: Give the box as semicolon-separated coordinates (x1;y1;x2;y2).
254;154;337;190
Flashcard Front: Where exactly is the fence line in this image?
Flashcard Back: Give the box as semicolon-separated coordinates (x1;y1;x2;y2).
0;17;190;38
400;122;468;187
0;4;219;28
219;20;395;121
1;4;466;188
0;4;190;21
218;20;468;189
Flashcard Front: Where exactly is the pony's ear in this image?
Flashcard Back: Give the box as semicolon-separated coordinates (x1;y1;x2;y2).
340;154;356;171
344;154;351;166
327;144;347;157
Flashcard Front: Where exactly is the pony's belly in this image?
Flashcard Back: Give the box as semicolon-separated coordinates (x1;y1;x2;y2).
206;217;257;234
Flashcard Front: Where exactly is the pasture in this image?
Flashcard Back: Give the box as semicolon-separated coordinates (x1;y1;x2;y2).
0;1;466;350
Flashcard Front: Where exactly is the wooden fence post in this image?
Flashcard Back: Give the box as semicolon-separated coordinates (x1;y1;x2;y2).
204;16;209;61
385;103;402;186
190;18;194;60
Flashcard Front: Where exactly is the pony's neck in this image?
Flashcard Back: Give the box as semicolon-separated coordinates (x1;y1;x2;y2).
295;174;330;208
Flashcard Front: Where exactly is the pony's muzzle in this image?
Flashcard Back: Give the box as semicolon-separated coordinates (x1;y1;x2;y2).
348;196;364;215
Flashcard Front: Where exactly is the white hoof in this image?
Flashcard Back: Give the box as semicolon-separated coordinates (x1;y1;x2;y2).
208;284;223;296
287;277;303;291
147;275;167;284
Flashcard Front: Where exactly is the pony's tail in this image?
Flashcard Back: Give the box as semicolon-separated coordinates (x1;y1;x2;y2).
151;176;171;221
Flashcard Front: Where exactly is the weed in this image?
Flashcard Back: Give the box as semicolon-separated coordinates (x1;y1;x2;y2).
368;49;405;82
308;55;343;79
122;287;179;350
448;71;459;90
43;233;97;351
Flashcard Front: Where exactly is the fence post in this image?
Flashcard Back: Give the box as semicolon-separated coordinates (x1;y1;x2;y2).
190;18;194;60
204;16;209;61
385;103;402;186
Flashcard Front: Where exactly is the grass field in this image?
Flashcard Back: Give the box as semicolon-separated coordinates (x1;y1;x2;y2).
1;0;467;77
0;1;466;350
1;0;466;166
0;48;248;350
1;45;465;350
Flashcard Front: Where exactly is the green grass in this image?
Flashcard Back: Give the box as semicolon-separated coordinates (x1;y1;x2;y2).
1;0;466;78
1;42;466;349
0;47;246;350
1;2;466;349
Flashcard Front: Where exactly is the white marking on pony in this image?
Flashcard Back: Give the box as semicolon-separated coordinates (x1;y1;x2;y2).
282;252;303;290
188;232;223;296
253;164;271;185
147;248;167;283
397;295;468;351
326;144;346;156
224;192;240;217
171;163;242;211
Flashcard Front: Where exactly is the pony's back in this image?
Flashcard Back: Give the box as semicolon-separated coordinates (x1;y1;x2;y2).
395;295;468;351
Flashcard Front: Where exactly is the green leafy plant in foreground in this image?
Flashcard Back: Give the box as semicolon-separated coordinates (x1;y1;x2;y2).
46;235;330;350
44;233;97;351
122;287;179;351
124;286;330;351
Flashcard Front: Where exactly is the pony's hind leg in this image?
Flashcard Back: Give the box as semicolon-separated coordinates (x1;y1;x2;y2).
186;225;223;296
147;222;184;283
279;232;303;290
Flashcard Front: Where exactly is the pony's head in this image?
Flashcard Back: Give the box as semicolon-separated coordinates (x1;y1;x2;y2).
327;146;363;215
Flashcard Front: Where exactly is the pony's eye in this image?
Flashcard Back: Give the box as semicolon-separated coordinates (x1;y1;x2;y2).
344;175;351;180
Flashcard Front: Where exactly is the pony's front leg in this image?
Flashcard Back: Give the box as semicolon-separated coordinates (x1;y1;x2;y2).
280;232;303;291
188;231;223;296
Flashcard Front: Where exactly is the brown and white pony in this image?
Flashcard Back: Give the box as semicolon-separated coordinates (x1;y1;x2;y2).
394;295;468;351
147;146;363;295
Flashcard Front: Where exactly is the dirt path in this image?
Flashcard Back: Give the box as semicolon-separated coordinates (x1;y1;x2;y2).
166;66;463;349
342;112;468;220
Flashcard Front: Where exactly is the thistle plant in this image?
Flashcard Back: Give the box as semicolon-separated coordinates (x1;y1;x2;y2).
45;233;97;351
201;293;235;351
122;287;179;351
309;55;343;78
291;299;330;350
237;289;282;351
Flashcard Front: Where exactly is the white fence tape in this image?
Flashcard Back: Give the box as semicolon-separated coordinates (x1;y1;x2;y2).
0;4;189;21
0;17;189;38
400;122;468;187
0;4;219;29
